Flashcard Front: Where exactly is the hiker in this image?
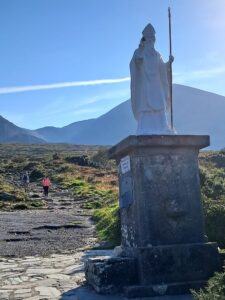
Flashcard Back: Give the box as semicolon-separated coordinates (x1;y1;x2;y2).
41;176;51;197
22;171;29;192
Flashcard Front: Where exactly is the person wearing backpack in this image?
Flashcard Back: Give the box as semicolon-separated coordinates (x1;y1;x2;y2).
22;171;29;192
41;176;51;197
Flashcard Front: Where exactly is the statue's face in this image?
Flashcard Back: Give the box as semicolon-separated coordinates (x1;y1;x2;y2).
143;35;155;46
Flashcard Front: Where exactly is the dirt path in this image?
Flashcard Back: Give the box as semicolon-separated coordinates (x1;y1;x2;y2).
0;182;97;257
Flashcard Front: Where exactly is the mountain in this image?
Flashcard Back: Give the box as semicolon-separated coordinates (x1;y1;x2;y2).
36;119;96;143
0;115;45;144
1;84;225;148
173;84;225;149
36;84;225;149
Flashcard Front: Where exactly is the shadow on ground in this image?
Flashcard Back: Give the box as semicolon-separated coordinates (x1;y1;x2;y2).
60;285;124;300
60;285;194;300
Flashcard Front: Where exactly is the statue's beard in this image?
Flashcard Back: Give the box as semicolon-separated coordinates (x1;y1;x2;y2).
144;41;155;50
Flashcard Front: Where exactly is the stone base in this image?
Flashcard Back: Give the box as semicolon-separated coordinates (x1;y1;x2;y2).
136;242;222;285
124;281;206;298
84;257;137;294
85;243;222;298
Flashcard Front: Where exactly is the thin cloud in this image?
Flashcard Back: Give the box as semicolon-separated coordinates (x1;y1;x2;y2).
174;65;225;83
0;77;130;94
83;88;129;105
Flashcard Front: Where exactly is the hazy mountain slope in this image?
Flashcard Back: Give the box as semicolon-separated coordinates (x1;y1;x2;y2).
67;84;225;148
0;115;46;144
5;133;45;144
35;126;64;143
36;119;96;143
70;103;136;145
1;84;225;148
173;84;225;149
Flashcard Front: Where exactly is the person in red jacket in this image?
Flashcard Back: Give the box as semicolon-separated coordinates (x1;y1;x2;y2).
41;176;51;197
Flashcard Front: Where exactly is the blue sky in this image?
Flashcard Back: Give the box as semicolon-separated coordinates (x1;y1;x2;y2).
0;0;225;129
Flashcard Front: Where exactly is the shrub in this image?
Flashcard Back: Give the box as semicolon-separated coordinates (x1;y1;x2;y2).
56;164;73;173
200;168;225;200
29;201;44;208
192;272;225;300
53;153;60;160
203;198;225;248
91;149;114;169
29;168;45;181
24;161;39;170
12;203;29;210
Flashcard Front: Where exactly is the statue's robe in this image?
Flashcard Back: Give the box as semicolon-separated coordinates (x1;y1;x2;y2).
130;43;172;134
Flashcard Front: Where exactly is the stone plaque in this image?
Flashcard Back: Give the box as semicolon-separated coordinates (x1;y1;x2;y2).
119;174;133;208
120;155;131;174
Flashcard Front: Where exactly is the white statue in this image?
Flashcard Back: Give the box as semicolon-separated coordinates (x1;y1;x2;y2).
130;23;175;135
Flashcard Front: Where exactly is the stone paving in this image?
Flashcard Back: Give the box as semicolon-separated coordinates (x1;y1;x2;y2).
0;249;193;300
0;249;114;300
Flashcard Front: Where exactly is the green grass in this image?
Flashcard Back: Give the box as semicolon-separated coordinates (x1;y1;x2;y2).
93;203;120;247
57;176;118;209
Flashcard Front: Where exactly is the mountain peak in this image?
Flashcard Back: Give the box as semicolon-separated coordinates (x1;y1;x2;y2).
1;85;225;148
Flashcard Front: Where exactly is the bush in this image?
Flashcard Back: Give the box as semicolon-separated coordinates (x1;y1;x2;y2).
29;168;45;181
192;272;225;300
91;149;114;169
56;164;73;173
29;200;44;208
53;153;60;160
12;203;29;210
200;168;225;200
203;198;225;248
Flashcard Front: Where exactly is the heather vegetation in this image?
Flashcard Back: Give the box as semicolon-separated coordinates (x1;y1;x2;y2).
193;151;225;299
199;151;225;248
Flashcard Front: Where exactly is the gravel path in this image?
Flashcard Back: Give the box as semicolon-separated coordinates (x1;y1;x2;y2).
0;183;96;257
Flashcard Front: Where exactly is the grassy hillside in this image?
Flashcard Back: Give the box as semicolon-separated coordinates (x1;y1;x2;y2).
0;144;116;210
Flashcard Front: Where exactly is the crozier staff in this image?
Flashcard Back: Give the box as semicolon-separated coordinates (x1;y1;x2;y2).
168;6;173;129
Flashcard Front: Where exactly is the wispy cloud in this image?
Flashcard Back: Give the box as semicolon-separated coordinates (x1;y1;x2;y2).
71;108;100;116
0;77;130;94
174;65;225;83
83;88;129;105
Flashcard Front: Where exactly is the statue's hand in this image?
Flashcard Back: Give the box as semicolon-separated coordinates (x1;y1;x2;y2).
169;55;174;64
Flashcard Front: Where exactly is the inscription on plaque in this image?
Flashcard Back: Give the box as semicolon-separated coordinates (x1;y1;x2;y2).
120;155;131;174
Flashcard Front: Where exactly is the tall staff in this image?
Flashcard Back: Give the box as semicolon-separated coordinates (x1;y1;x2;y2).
168;6;173;129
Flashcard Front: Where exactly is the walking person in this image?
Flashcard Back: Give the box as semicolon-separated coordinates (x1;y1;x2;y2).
22;171;29;192
41;176;51;197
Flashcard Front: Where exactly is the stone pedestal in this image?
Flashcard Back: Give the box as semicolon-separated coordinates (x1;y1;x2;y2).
85;135;222;298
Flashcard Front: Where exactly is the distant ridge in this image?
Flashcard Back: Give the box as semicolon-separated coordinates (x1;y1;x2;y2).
0;115;45;144
36;84;225;149
1;84;225;149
